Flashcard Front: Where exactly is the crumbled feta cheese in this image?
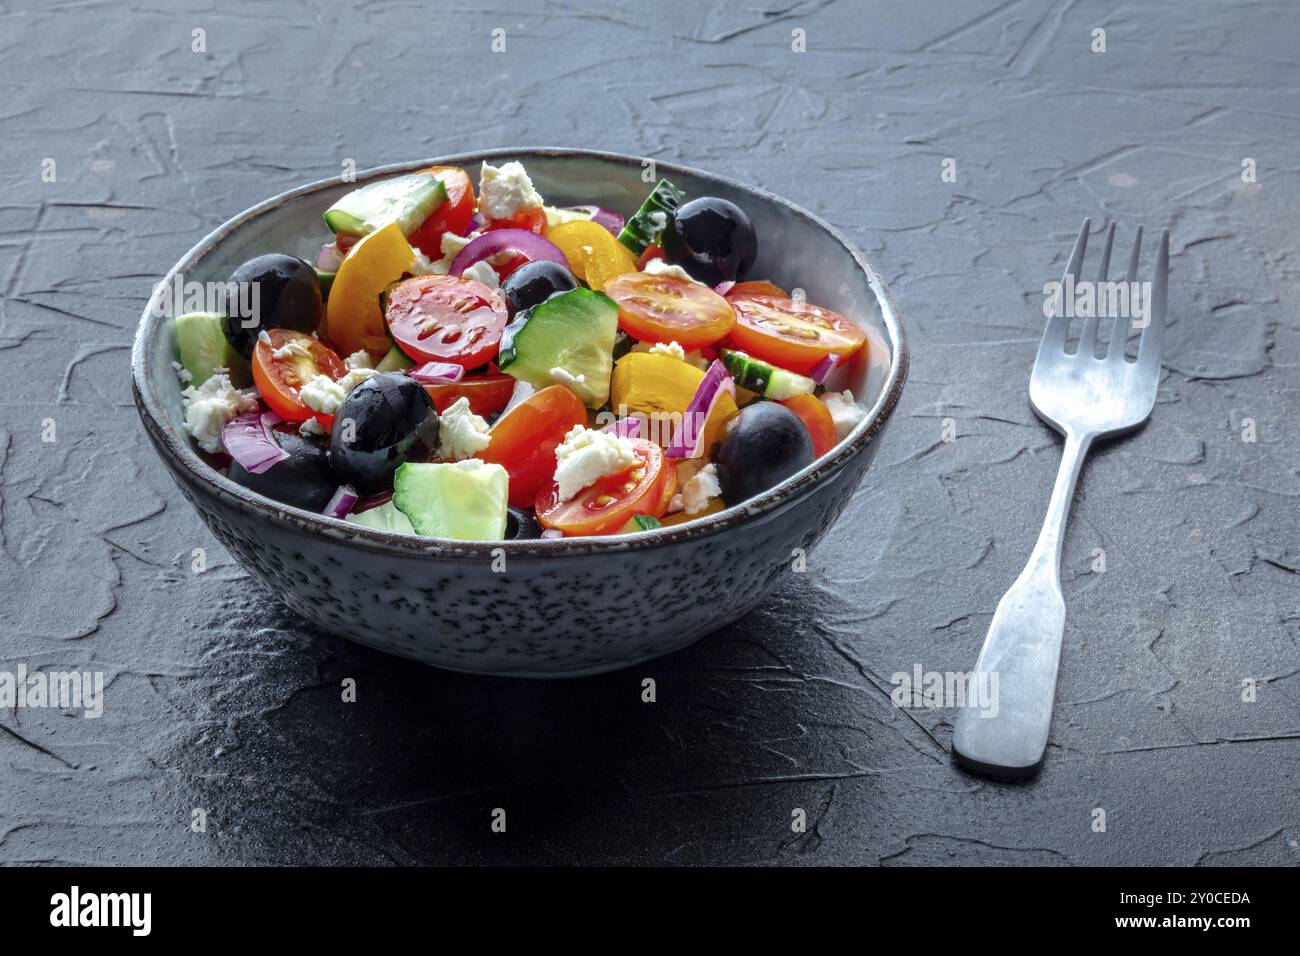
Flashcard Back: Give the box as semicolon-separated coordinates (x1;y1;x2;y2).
462;259;500;289
339;367;377;393
648;340;686;360
344;350;376;370
550;366;586;389
180;371;257;454
681;463;721;515
272;338;313;361
300;416;325;437
258;330;272;346
820;390;865;440
643;257;703;284
171;360;193;384
408;247;447;276
440;231;481;258
299;374;345;416
648;210;668;234
478;161;543;220
553;425;636;502
436;396;491;461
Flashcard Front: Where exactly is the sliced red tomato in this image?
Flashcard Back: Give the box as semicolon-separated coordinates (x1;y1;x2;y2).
726;293;866;374
252;330;347;429
422;372;516;417
385;274;508;368
408;166;475;259
604;272;736;349
535;438;669;536
726;280;787;299
780;393;836;457
484;206;546;236
477;385;588;507
636;243;665;271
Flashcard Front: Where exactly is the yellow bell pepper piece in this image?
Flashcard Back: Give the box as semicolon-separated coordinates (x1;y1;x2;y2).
326;222;414;356
547;220;638;291
610;352;738;456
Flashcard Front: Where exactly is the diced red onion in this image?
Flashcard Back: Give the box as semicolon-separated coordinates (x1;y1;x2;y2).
714;280;735;296
222;410;288;474
564;205;625;235
540;529;564;539
468;212;487;232
666;360;735;458
601;417;641;439
323;484;359;519
316;242;345;273
810;352;840;384
409;362;466;384
451;229;569;277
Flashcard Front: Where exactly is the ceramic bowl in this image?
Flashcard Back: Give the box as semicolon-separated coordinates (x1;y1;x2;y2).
131;149;907;677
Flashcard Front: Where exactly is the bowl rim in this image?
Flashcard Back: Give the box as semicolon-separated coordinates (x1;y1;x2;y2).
131;147;909;557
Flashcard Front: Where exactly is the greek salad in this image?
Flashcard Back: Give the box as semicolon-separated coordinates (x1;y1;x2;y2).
172;160;869;540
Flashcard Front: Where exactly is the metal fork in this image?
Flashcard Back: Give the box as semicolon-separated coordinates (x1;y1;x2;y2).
951;219;1169;778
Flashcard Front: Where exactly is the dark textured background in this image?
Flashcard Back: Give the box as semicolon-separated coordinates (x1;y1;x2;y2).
2;0;1297;866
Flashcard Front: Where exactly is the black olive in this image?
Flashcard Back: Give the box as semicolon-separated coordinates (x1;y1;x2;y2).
714;402;814;504
328;373;438;493
660;197;757;285
501;260;578;318
228;428;337;511
222;253;322;358
504;507;543;540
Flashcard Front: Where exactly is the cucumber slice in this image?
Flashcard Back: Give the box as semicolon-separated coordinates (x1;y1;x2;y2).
375;344;414;372
315;269;335;300
346;500;415;534
719;349;815;400
175;311;249;387
323;174;447;239
498;288;619;408
392;460;509;540
617;179;686;255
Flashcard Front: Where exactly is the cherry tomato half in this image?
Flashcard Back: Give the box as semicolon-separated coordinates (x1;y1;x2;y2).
385;274;508;369
604;272;736;349
780;393;836;458
476;385;588;507
252;329;347;428
484;206;547;236
726;280;788;299
636;243;665;271
726;293;866;374
408;166;476;259
422;372;516;417
535;438;669;536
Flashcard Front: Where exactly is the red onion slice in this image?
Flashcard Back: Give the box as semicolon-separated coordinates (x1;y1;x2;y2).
810;352;840;384
323;484;359;519
666;360;735;458
601;417;641;439
540;529;564;539
563;205;625;235
316;242;345;273
714;280;735;296
222;410;288;474
409;362;466;384
451;229;569;277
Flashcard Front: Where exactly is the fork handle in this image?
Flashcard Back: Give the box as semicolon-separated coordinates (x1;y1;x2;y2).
952;429;1092;777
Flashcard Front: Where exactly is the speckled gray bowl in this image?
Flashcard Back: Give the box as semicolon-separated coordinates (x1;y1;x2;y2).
131;149;907;677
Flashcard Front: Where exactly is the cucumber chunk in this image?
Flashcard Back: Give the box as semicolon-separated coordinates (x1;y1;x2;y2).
175;311;249;387
498;287;619;408
315;269;335;300
392;460;509;540
346;500;415;534
323;174;447;239
617;179;686;255
719;349;815;400
375;344;414;372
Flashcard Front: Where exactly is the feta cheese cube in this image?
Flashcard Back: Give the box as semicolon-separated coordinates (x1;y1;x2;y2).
820;390;865;440
436;396;491;461
680;462;721;515
462;259;500;289
478;161;543;220
553;425;636;502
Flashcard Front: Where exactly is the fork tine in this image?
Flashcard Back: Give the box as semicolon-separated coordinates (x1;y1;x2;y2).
1039;218;1090;359
1107;225;1143;360
1078;221;1114;357
1135;229;1169;372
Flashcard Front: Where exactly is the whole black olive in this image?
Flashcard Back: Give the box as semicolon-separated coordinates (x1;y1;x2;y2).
228;428;337;511
714;402;814;504
504;507;543;540
501;260;578;318
328;373;438;493
660;197;757;285
222;253;322;358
